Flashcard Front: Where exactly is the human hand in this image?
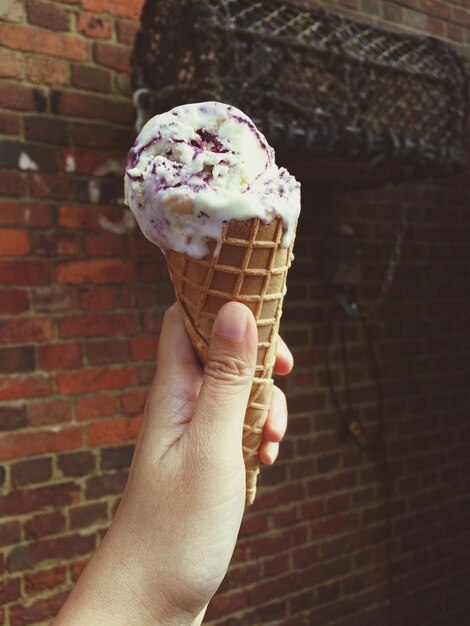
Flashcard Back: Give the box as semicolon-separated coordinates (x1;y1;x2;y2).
54;301;292;626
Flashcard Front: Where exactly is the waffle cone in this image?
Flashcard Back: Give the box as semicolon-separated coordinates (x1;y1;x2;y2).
164;217;295;504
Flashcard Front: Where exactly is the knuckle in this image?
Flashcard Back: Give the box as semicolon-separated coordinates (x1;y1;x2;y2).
204;353;252;386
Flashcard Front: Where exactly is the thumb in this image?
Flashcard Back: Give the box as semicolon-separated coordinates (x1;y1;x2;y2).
187;301;258;453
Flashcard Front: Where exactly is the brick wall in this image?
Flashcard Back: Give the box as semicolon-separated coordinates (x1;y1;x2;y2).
0;1;469;624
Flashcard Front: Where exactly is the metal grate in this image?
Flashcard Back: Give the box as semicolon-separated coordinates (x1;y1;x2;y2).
131;0;467;179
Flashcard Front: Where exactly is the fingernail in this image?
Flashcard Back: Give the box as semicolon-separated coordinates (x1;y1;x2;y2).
215;302;248;340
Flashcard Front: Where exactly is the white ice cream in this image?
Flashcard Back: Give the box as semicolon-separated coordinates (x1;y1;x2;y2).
124;102;300;259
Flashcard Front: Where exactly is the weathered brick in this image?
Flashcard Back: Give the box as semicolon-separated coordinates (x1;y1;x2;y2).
0;426;81;461
0;260;50;285
0;24;87;61
58;365;136;394
120;389;147;415
0;48;24;79
69;501;108;529
0;81;39;112
59;313;136;338
53;90;133;123
24;510;66;540
100;444;135;471
11;457;52;487
0;140;59;173
0;520;21;547
0;578;21;604
0;170;26;196
35;231;80;256
93;41;130;72
0;230;29;256
38;343;83;370
9;591;69;626
24;566;67;595
71;64;111;92
70;121;133;148
130;337;156;361
0;346;35;374
87;415;142;447
26;56;70;86
0;404;27;431
77;11;112;38
33;286;74;313
86;471;128;499
0;111;21;135
0;201;53;227
27;0;70;30
30;173;74;200
76;395;116;420
86;339;128;365
116;19;138;44
78;287;115;311
0;289;29;314
27;398;74;426
9;533;94;572
25;115;69;145
57;450;96;476
0;318;52;343
84;232;125;256
0;374;53;402
81;0;143;19
0;482;79;517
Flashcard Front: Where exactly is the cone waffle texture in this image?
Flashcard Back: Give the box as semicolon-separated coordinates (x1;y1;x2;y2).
164;217;295;504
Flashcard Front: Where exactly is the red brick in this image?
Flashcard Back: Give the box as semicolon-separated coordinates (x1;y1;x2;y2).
70;121;133;149
59;204;128;230
93;41;130;72
11;457;52;487
0;24;87;61
81;0;144;19
58;365;136;394
77;11;112;38
69;501;108;529
24;566;67;595
71;64;111;92
33;286;74;313
25;115;68;145
0;170;25;196
27;0;70;30
0;230;30;256
9;591;69;626
78;287;115;311
27;398;74;426
0;318;52;343
0;81;37;112
57;450;96;476
59;313;136;337
116;19;138;44
447;23;464;41
9;533;95;572
56;90;133;123
419;0;451;18
84;232;125;256
120;389;147;415
0;578;21;604
70;558;88;581
0;404;26;431
0;259;50;285
0;201;53;227
26;56;70;86
76;394;116;420
24;510;66;540
100;443;134;470
56;259;135;285
38;343;83;370
130;337;156;361
87;415;142;447
0;426;82;461
86;339;128;365
30;173;73;200
0;346;35;373
0;482;79;517
0;289;29;314
85;471;128;499
0;520;21;547
0;111;21;135
35;231;80;256
0;49;24;79
0;373;53;401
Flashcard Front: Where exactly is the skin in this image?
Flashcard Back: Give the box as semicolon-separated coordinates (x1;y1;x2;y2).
54;302;292;626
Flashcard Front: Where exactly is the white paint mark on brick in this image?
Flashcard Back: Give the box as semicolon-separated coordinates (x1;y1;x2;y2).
18;152;39;171
65;154;76;173
99;212;136;235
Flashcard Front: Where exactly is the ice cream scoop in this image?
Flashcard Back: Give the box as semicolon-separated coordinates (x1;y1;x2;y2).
124;101;300;259
124;102;301;504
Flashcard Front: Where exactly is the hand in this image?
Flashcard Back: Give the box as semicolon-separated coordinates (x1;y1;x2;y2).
54;302;292;626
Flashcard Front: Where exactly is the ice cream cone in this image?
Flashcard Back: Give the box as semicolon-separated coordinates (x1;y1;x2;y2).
164;216;296;504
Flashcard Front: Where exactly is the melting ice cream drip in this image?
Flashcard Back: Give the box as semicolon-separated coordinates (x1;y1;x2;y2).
124;101;300;259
